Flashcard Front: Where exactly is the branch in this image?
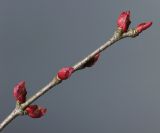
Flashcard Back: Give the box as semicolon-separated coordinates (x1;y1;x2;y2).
0;10;152;132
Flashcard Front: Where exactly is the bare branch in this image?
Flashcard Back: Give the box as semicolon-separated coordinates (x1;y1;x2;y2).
0;27;142;132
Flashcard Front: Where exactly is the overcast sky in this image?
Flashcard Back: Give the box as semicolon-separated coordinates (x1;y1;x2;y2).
0;0;159;133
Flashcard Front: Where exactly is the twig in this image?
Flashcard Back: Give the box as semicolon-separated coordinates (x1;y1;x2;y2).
0;10;152;131
0;28;139;131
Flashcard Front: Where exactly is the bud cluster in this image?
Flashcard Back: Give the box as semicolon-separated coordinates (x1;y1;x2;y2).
13;81;46;118
117;10;152;33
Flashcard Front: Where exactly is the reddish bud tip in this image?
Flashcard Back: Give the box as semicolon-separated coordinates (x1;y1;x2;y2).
57;67;74;80
13;81;27;103
25;105;47;118
136;21;152;33
117;10;131;32
84;53;100;67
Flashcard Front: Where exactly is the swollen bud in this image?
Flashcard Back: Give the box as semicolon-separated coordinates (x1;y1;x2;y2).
83;53;100;68
136;22;152;33
117;10;131;32
13;81;27;103
57;67;74;80
25;105;47;118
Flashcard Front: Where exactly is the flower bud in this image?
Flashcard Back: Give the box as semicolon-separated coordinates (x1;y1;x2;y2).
117;11;131;32
57;67;74;80
83;53;100;68
136;22;152;33
13;81;27;103
25;105;47;118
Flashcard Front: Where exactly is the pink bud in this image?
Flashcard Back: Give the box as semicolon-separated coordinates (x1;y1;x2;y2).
13;81;27;103
117;11;131;32
84;53;100;67
136;22;152;33
57;67;74;80
25;105;47;118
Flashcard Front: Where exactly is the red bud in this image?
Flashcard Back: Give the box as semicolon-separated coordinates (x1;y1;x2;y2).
57;67;74;80
13;81;27;103
84;53;100;67
136;21;152;33
117;11;131;32
25;105;47;118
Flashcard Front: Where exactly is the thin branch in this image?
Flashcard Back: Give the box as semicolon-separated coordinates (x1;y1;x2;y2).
0;28;144;132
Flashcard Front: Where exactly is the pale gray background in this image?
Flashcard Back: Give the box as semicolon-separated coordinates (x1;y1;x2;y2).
0;0;159;133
